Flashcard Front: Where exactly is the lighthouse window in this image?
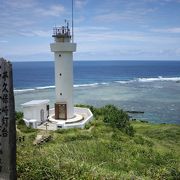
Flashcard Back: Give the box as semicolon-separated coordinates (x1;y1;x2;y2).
59;54;61;57
59;73;62;76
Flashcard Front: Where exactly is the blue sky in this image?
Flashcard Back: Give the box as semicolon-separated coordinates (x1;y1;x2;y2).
0;0;180;61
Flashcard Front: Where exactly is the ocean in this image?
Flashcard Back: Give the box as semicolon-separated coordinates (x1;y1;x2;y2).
13;61;180;124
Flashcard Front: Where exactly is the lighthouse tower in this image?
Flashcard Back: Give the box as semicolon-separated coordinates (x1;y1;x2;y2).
22;16;93;129
50;22;76;120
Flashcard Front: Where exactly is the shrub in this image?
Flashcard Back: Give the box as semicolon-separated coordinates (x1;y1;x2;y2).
15;111;24;125
101;105;135;136
17;124;37;133
140;120;149;123
64;133;93;142
55;129;67;134
85;122;91;129
125;125;135;137
134;135;154;147
106;141;122;152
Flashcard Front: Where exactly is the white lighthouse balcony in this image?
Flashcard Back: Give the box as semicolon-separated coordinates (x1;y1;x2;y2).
50;42;76;52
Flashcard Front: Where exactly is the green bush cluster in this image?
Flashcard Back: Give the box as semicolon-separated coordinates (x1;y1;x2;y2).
15;111;24;125
100;105;135;136
76;104;135;136
18;125;37;133
134;135;154;147
15;111;37;133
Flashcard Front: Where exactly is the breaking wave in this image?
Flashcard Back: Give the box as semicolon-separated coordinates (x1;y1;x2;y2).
14;86;55;93
14;82;109;93
74;82;109;88
138;76;180;82
115;80;136;84
14;76;180;94
14;88;35;93
36;86;55;90
116;76;180;84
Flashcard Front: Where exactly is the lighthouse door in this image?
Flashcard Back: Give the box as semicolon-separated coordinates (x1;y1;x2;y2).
40;109;44;122
55;103;67;120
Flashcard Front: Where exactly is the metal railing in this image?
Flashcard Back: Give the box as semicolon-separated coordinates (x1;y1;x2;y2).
53;26;71;37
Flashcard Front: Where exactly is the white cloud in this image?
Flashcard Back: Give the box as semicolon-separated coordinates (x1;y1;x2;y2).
72;26;180;60
0;0;180;61
31;30;52;37
75;47;180;61
4;0;37;9
2;43;50;56
75;0;88;9
151;27;180;33
74;16;85;23
35;5;65;17
0;40;8;43
175;48;180;55
74;26;180;45
95;7;157;24
19;30;52;37
0;1;66;37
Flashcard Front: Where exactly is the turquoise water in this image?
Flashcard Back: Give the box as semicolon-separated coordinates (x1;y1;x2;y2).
13;61;180;124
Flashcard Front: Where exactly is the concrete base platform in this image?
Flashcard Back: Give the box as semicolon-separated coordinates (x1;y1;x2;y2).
49;113;84;124
46;107;93;130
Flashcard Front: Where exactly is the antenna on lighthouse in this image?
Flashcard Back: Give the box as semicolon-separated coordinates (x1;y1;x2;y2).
72;0;74;42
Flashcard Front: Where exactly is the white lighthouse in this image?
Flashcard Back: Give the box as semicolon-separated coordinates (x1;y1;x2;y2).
50;23;76;120
22;21;93;130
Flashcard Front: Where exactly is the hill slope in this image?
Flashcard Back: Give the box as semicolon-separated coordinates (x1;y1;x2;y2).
16;106;180;179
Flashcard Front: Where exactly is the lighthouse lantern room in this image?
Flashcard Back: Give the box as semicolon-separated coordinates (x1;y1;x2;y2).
50;22;76;120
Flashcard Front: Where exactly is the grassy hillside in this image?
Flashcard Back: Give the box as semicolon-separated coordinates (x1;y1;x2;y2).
16;106;180;179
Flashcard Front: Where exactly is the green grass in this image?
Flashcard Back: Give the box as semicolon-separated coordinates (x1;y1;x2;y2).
16;106;180;179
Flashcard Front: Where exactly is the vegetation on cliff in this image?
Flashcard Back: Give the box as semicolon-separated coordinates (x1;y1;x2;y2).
16;105;180;179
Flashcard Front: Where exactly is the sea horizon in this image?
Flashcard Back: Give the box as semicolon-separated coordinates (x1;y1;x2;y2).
11;59;180;63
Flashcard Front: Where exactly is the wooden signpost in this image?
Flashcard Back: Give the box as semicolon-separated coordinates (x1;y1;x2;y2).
0;58;16;180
